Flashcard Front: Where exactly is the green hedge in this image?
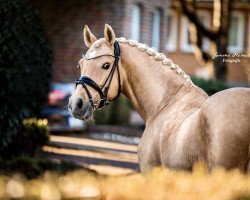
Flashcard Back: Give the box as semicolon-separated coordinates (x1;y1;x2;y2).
191;76;229;96
1;119;50;159
0;0;52;151
0;157;83;179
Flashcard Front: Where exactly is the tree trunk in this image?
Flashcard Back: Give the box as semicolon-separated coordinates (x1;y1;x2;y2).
214;38;228;81
213;0;231;81
179;0;233;81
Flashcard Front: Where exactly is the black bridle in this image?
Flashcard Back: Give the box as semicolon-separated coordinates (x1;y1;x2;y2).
75;41;121;110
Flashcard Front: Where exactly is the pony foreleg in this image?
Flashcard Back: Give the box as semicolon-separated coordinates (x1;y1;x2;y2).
137;131;161;173
138;150;161;173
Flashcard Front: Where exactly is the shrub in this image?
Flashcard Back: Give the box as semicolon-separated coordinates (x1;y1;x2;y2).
0;157;83;179
191;76;229;96
1;118;50;159
0;0;52;151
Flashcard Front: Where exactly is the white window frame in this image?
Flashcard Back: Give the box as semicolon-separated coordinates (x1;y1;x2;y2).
228;12;244;53
180;11;210;53
180;16;193;52
130;4;141;41
166;9;177;52
151;8;161;50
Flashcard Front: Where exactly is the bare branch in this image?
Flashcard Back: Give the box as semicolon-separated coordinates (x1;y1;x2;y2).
179;0;218;40
189;24;211;65
219;0;233;35
212;0;221;31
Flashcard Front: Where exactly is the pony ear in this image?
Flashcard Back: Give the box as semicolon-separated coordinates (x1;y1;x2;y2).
83;25;97;48
104;24;115;45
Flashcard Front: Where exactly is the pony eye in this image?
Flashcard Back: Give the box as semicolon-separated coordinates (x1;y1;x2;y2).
102;62;110;69
77;64;80;68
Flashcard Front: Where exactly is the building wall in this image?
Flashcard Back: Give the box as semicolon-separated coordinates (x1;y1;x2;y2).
123;0;169;50
30;0;169;83
30;0;126;82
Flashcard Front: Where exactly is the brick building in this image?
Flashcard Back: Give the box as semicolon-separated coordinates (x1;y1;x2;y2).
30;0;169;82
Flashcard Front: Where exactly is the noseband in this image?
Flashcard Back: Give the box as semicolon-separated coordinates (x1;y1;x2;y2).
75;41;121;110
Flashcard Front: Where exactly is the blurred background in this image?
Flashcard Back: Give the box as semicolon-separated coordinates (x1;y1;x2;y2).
0;0;250;178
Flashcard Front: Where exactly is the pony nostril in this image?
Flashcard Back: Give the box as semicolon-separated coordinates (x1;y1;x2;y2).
76;98;83;109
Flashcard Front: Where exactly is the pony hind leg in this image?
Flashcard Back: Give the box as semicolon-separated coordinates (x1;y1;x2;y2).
246;146;250;173
201;88;250;172
208;135;250;173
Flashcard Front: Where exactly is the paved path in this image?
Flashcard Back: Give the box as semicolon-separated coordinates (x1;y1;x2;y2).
41;135;140;175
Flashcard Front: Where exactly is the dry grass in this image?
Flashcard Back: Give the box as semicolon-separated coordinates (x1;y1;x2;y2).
1;163;250;200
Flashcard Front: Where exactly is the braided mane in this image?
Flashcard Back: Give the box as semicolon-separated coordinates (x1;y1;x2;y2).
116;37;195;87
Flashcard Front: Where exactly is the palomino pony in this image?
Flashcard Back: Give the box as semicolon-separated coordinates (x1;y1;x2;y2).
68;24;250;173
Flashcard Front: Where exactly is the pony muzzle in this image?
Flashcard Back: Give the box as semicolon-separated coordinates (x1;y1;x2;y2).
68;96;93;121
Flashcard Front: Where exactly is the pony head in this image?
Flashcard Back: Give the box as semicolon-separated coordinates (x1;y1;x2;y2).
68;24;123;121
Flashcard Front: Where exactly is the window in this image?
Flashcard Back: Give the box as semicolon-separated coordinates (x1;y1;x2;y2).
180;16;193;52
199;14;210;52
131;4;141;41
228;12;244;52
151;8;161;50
180;11;210;53
166;10;177;52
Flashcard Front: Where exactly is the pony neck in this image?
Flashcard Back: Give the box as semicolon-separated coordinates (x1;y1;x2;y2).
118;42;208;124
